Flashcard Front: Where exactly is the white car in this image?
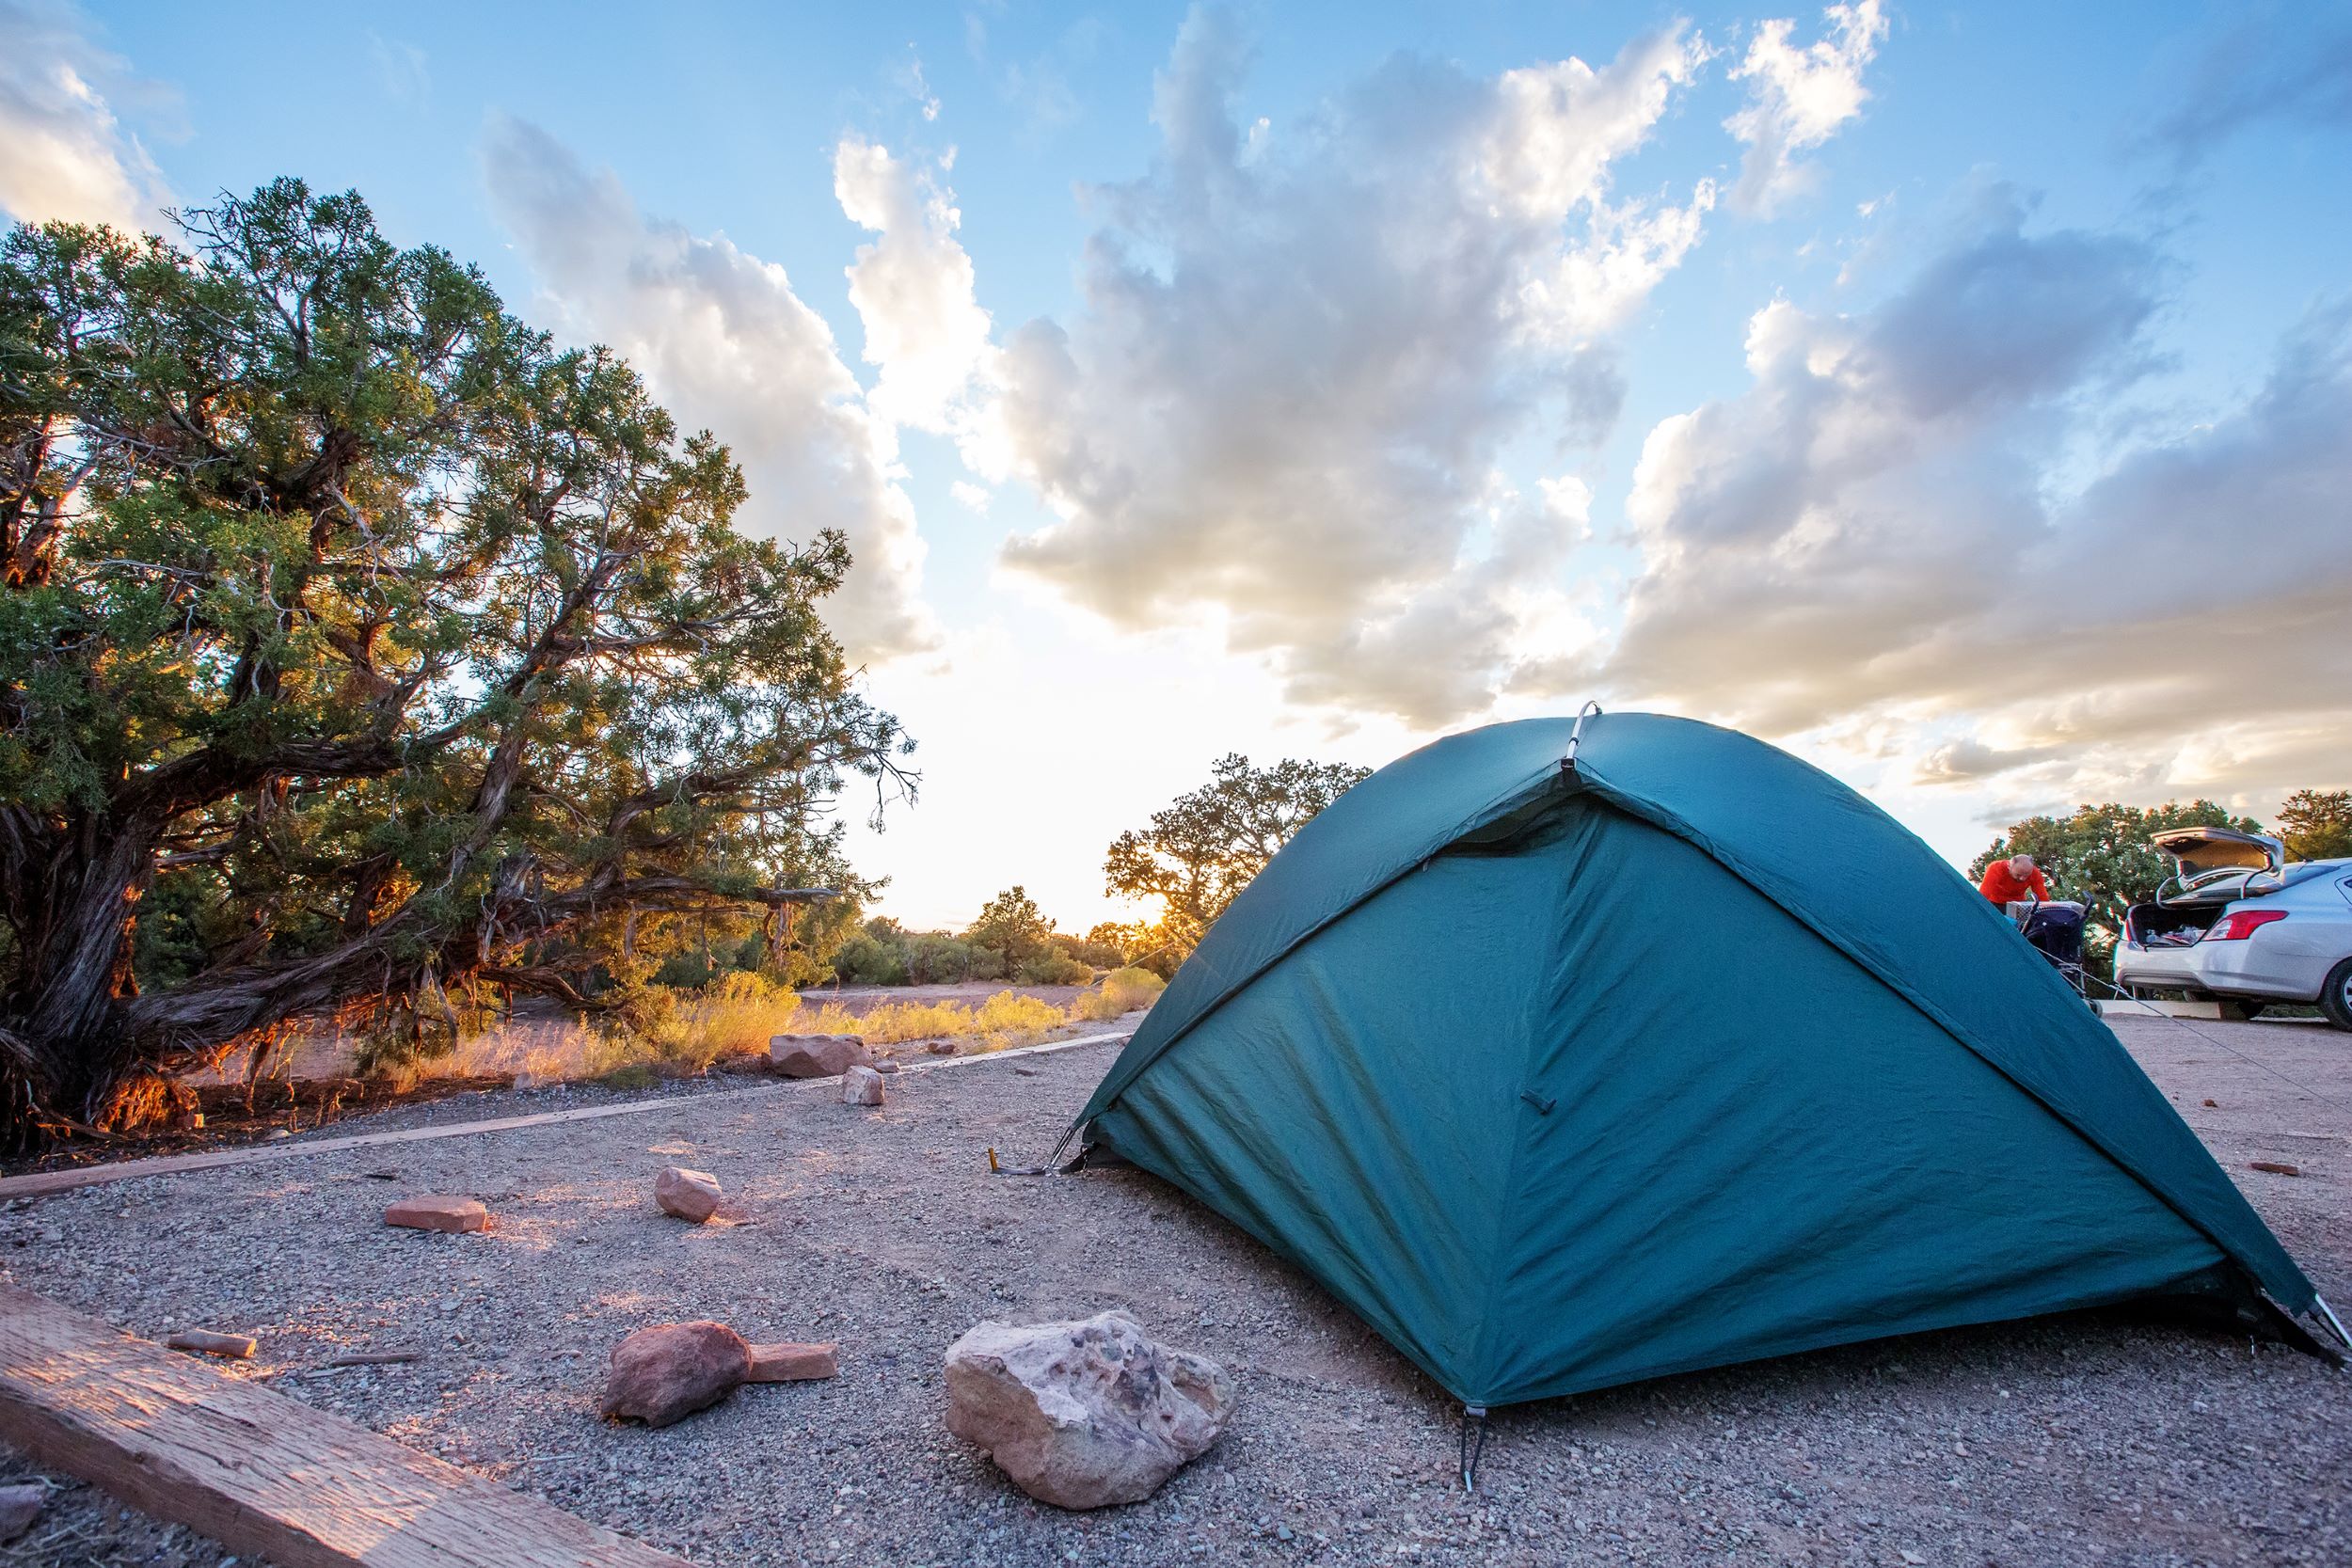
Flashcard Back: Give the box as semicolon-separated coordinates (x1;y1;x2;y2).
2112;826;2352;1029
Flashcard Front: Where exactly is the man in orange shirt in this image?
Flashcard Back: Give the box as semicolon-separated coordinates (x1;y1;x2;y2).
1979;853;2051;907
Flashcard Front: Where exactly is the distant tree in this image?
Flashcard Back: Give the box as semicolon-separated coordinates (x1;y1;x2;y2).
830;928;911;987
1084;919;1176;978
2276;789;2352;863
1972;800;2262;976
965;886;1056;970
0;184;910;1148
1105;754;1370;958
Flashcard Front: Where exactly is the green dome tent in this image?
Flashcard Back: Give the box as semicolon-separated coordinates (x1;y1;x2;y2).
1070;711;2339;1412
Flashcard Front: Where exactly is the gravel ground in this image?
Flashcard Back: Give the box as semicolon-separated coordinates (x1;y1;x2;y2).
1;1015;2345;1568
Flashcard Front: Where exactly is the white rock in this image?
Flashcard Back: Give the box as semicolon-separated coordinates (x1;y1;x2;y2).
944;1311;1234;1509
842;1065;885;1107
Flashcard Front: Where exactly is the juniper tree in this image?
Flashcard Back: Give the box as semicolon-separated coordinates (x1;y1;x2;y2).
1104;754;1368;958
0;182;909;1148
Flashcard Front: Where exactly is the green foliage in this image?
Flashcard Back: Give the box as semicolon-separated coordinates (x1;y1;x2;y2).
1085;919;1177;976
1016;951;1094;986
1058;936;1127;970
903;932;977;984
0;182;909;1140
589;957;689;1059
1104;753;1370;960
1075;965;1167;1021
964;886;1056;969
2276;789;2352;863
1972;800;2265;980
809;890;1112;989
832;932;911;986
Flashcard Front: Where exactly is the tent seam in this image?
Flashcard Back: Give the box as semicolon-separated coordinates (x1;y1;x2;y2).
1459;803;1600;1405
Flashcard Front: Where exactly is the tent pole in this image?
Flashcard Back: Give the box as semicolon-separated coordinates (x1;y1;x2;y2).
1458;1404;1489;1492
2315;1295;2352;1353
1563;700;1602;770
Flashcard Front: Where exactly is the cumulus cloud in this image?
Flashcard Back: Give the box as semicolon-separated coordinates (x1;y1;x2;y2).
994;8;1712;724
1580;192;2352;806
833;135;1000;450
1725;0;1888;215
481;116;939;663
0;0;169;230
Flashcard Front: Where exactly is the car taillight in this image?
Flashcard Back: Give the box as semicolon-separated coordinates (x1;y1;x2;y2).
2202;910;2287;942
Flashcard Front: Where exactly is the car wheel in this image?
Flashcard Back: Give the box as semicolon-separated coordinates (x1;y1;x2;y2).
2322;958;2352;1034
2216;999;2265;1023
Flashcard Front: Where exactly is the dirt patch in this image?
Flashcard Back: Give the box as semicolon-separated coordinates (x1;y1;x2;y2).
0;1016;2345;1567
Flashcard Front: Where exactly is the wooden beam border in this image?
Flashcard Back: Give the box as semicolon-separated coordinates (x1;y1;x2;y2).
0;1282;691;1568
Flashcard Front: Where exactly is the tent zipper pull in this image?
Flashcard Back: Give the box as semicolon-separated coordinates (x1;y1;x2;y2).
1518;1090;1555;1115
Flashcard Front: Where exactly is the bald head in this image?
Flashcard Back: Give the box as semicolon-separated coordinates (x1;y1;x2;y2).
2008;854;2037;879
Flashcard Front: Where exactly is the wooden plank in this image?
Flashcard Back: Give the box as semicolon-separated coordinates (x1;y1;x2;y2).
0;1282;689;1567
0;1028;1134;1203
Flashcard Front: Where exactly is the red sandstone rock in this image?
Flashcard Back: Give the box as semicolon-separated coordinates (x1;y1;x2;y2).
769;1034;874;1077
165;1328;257;1359
383;1196;489;1233
655;1165;723;1223
747;1341;839;1382
601;1322;751;1427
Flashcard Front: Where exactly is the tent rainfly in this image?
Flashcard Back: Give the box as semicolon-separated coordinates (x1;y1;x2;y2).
1067;710;2344;1416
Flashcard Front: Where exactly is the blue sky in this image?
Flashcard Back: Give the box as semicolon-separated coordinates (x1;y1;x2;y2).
8;1;2349;928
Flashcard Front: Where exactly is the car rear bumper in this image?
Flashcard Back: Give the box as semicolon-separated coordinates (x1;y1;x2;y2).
2115;940;2325;1003
2114;943;2200;992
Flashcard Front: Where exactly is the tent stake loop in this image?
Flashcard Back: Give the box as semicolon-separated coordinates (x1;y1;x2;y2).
1459;1405;1489;1492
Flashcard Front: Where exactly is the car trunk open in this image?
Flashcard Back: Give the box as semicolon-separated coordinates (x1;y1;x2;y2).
2123;898;2227;948
2125;829;2286;951
2149;825;2282;878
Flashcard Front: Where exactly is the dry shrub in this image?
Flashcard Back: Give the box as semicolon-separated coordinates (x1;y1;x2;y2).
676;971;803;1064
970;990;1068;1048
358;976;1085;1094
1074;966;1166;1022
785;990;1073;1051
804;997;970;1043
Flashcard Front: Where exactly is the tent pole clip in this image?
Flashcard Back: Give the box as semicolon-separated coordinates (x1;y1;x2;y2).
1459;1404;1490;1492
